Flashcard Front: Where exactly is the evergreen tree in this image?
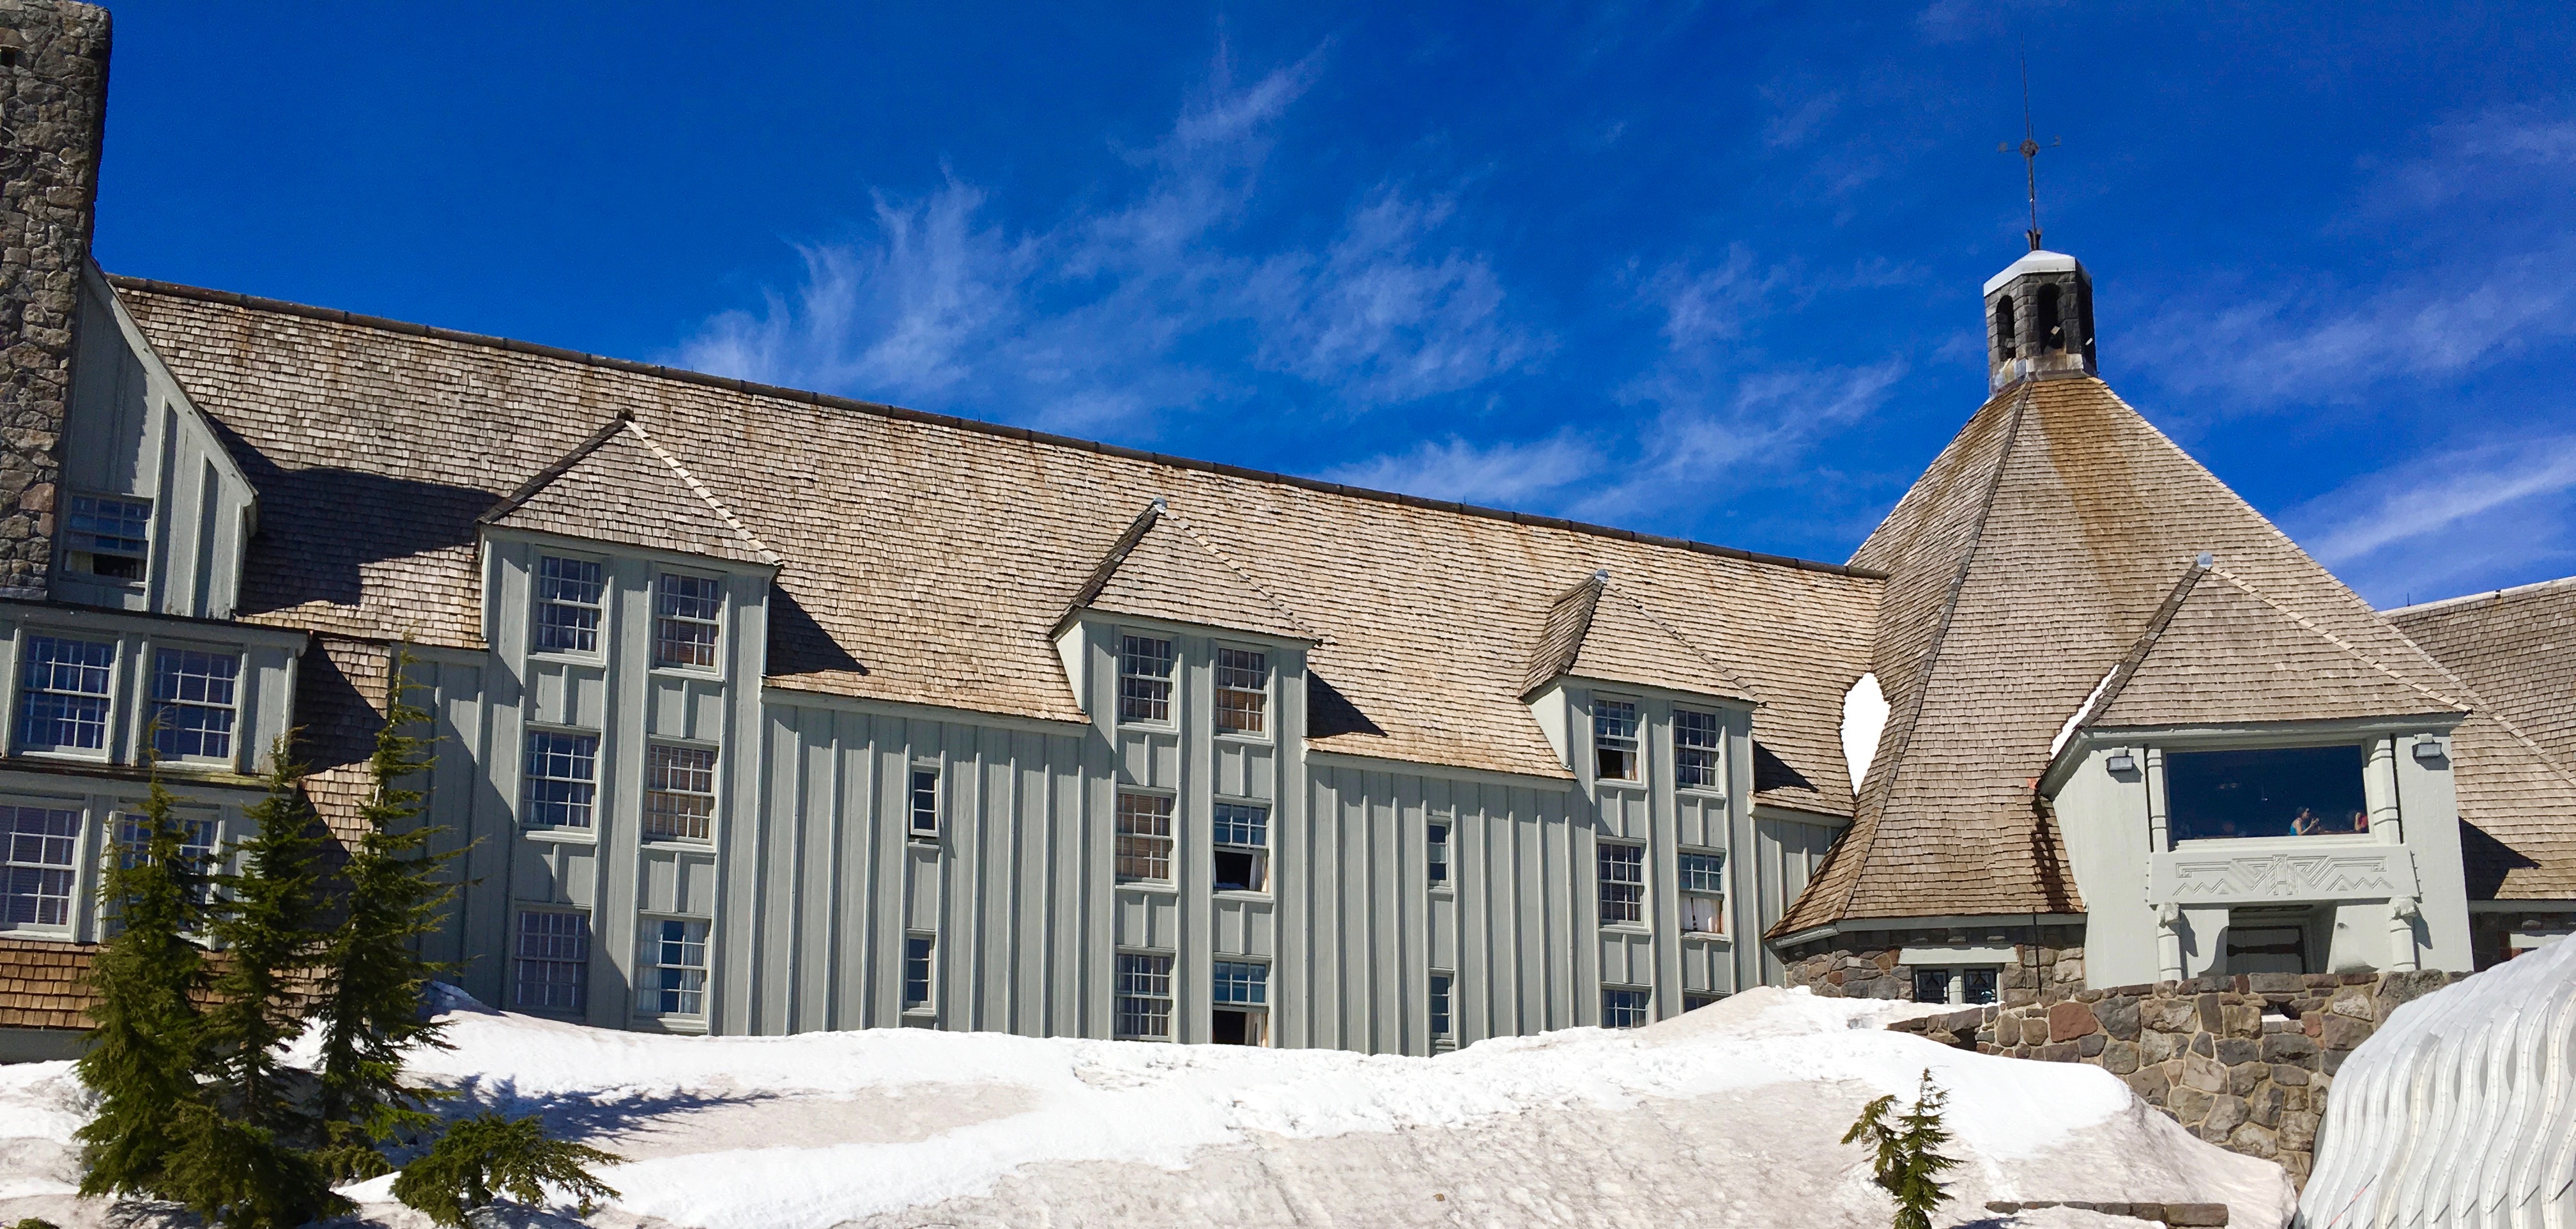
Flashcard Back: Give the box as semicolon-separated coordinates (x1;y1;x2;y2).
390;1113;620;1227
74;773;212;1199
1841;1068;1961;1229
165;738;344;1226
311;654;461;1180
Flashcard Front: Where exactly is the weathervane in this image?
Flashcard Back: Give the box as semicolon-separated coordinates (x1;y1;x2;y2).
2000;53;2060;252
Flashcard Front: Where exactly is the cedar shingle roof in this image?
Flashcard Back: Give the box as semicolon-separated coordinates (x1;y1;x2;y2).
482;415;777;566
1070;500;1316;642
111;278;1881;798
2389;579;2576;898
0;936;94;1031
1776;375;2484;934
1567;574;1757;704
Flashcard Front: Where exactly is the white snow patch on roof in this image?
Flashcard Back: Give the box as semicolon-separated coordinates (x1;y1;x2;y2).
1841;672;1889;796
1984;249;2083;295
2050;665;2121;757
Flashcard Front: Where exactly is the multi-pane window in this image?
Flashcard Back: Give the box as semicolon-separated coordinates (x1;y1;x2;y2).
17;636;114;753
150;649;239;762
904;934;935;1008
1116;792;1174;883
1594;698;1640;782
66;493;150;581
1115;952;1175;1039
1213;801;1268;892
1675;708;1722;790
910;768;940;838
1680;851;1726;935
644;744;717;840
1684;993;1722;1012
1215;647;1268;735
1117;635;1175;723
654;573;723;669
1913;966;2000;1006
521;730;599;829
1598;841;1645;925
1602;987;1652;1029
1430;972;1453;1039
516;911;590;1011
533;555;605;653
2;805;80;927
1213;959;1268;1007
1427;822;1451;886
641;918;709;1016
108;812;218;918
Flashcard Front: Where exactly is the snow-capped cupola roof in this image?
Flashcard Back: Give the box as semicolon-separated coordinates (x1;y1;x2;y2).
1981;249;2081;295
1983;249;2096;392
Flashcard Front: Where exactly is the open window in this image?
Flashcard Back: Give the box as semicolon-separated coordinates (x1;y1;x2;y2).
2166;745;2369;842
1212;959;1269;1045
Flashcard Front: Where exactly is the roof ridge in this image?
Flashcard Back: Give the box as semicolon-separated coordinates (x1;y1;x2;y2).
1521;572;1606;698
2383;572;2576;617
2076;556;2212;734
475;410;631;526
1825;382;2035;926
1054;499;1166;635
106;273;1887;582
622;418;782;566
1158;506;1319;640
2205;566;2466;713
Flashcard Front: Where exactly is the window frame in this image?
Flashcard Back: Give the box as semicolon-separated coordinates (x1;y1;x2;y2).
1678;849;1726;937
1213;644;1270;739
519;727;602;833
1597;840;1646;927
908;763;942;842
1211;799;1268;894
1115;790;1176;885
1211;957;1270;1046
63;491;152;584
1429;971;1455;1040
1673;707;1724;792
2;801;88;934
1592;695;1641;784
2162;743;2373;846
652;569;726;673
1116;633;1177;726
1114;950;1176;1040
530;552;608;658
636;916;711;1019
144;644;243;768
641;741;719;843
1427;820;1452;889
513;908;592;1014
1601;986;1653;1029
903;932;937;1012
14;633;119;761
1910;965;2002;1007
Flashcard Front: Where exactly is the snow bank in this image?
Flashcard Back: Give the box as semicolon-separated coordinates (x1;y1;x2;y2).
0;986;2292;1229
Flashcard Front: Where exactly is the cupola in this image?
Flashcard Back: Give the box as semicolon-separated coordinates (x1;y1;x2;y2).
1982;249;2096;392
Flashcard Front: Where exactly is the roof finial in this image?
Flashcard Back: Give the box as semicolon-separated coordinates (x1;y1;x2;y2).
2000;50;2060;252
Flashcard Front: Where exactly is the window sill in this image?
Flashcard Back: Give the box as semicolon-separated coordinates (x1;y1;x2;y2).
1116;720;1179;735
906;834;942;847
2170;833;2386;853
1214;732;1275;746
900;1011;940;1029
521;827;598;845
1429;886;1456;898
632;1014;708;1035
1213;888;1272;900
525;649;605;665
1681;931;1732;945
648;665;726;683
642;836;715;850
1595;779;1646;792
1600;922;1652;935
1117;880;1180;895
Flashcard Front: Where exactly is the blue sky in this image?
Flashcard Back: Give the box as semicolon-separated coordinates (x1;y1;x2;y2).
91;1;2576;607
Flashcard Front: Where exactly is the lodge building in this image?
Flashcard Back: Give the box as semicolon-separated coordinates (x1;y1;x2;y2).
4;0;2572;1060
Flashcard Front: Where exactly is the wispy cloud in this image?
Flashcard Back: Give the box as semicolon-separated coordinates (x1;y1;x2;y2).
1319;433;1602;506
2287;435;2576;605
668;52;1538;435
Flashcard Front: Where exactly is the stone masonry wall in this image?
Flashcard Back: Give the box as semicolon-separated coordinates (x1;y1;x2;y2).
1889;970;2464;1187
0;0;112;599
1778;924;2086;1005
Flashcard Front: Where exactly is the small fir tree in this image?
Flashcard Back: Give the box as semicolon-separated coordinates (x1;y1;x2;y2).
74;773;212;1199
312;653;462;1179
390;1113;620;1227
1841;1068;1961;1229
164;738;345;1226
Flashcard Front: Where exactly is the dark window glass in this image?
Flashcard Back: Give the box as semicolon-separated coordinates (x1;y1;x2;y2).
1602;987;1651;1028
1912;968;1952;1004
534;556;604;653
515;911;589;1011
904;934;934;1007
2;805;82;927
2167;746;2369;841
17;636;114;752
1993;296;2018;361
1430;973;1453;1037
1597;842;1645;925
1427;822;1450;885
151;649;240;760
1675;708;1722;789
910;768;940;835
654;573;723;668
1962;968;1999;1005
1117;635;1174;723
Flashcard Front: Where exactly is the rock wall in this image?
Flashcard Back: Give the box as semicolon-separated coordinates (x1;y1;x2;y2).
0;0;111;599
1889;971;2463;1187
1778;923;2086;1005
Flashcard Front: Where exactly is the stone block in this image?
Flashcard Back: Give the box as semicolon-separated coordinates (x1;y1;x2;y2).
2328;987;2374;1020
2319;1014;2373;1051
2228;1064;2262;1096
2260;1032;2317;1063
2097;995;2141;1040
2102;1039;2139;1075
2191;1032;2216;1058
2196;993;2226;1033
2127;1067;2170;1102
2248;1083;2284;1127
2214;1036;2260;1066
2180;1053;2229;1094
2167;1085;2212;1124
2281;1110;2320;1151
2280;1086;2306;1113
2271;1063;2308;1086
2228;1121;2279;1159
2166;1202;2230;1226
2078;1033;2106;1057
2050;1000;2102;1042
2141;1030;2183;1064
2247;972;2303;994
2222;1003;2262;1037
2144;998;2197;1032
2035;1040;2080;1062
2322;1047;2352;1076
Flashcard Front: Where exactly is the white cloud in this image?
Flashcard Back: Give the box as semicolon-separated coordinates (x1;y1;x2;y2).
2285;435;2576;605
667;53;1537;434
1318;433;1602;506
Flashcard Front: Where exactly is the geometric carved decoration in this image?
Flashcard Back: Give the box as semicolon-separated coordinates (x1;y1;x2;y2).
2149;846;2419;906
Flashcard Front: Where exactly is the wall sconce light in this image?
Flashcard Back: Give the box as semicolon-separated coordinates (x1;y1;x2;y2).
2106;751;2137;773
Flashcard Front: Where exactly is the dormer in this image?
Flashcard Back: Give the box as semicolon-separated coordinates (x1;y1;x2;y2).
1984;249;2097;392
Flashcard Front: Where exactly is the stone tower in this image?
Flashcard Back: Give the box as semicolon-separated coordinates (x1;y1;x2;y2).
1984;249;2097;393
0;0;110;600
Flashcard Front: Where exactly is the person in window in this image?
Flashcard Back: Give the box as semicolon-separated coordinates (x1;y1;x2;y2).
2291;808;2322;836
2349;810;2370;834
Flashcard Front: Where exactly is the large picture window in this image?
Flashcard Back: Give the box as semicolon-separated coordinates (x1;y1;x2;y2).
2166;745;2369;842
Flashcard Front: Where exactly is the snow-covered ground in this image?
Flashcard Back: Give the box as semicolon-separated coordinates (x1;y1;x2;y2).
0;987;2292;1228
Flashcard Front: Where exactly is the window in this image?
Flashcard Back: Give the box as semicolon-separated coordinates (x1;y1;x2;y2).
1911;966;2000;1005
2036;282;2065;352
521;730;599;829
3;805;80;927
150;649;239;761
1427;822;1450;886
1213;959;1267;1007
1675;709;1722;790
1684;993;1722;1012
1213;959;1268;1046
640;918;709;1016
905;934;935;1008
654;573;723;669
1115;952;1174;1039
1215;647;1268;735
65;493;151;581
1117;635;1174;723
1593;698;1639;782
1116;792;1174;883
1680;851;1725;936
1213;801;1267;892
17;636;114;753
1912;968;1951;1004
1963;968;1998;1004
1993;295;2018;362
910;768;940;839
533;555;605;653
514;910;589;1012
1598;841;1644;925
107;811;218;922
643;743;717;840
1602;987;1652;1029
2166;746;2370;842
1430;972;1453;1039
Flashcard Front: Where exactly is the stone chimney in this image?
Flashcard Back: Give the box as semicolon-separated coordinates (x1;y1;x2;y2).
1984;249;2097;393
0;0;110;600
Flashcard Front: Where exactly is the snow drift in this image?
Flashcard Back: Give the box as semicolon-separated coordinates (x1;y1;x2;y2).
0;986;2291;1228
